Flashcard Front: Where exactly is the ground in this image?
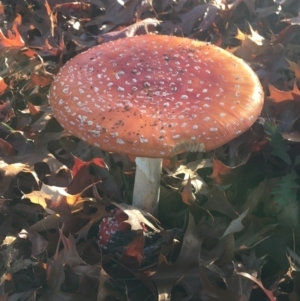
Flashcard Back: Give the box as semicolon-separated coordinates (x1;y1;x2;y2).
0;0;300;300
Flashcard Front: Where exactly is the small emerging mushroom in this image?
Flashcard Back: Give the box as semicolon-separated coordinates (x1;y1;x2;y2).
98;208;130;249
49;35;264;215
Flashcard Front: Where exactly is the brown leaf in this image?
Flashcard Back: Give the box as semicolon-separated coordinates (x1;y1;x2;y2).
201;185;238;220
60;232;85;267
199;266;239;301
0;161;38;195
181;176;196;206
18;229;48;256
235;222;278;250
29;214;60;232
100;18;161;43
75;201;108;242
25;73;53;90
237;272;275;301
289;271;300;301
287;59;300;79
120;233;145;267
228;0;255;13
0;138;17;156
273;25;300;47
282;16;300;25
152;214;204;299
87;0;151;33
27;102;40;116
0;102;12;120
0;294;7;301
161;4;218;36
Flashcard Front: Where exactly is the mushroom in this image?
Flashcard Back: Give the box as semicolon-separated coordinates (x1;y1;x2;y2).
98;208;130;249
49;34;264;215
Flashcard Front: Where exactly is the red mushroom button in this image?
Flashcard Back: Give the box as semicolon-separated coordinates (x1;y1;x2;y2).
98;208;130;249
49;34;264;215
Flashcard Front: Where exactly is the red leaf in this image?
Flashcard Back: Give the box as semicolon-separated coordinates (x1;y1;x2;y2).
25;73;53;90
0;77;7;94
268;82;300;103
68;156;108;194
210;158;234;184
120;234;145;266
27;102;40;115
0;15;24;49
0;138;17;156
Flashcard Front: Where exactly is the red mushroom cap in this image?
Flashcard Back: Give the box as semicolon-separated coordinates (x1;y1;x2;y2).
98;208;130;249
49;35;264;157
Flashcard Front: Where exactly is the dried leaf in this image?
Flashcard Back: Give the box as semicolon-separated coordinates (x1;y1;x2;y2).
113;202;161;232
24;183;83;213
25;73;53;90
0;77;7;94
87;0;151;33
264;120;291;165
222;208;249;238
0;15;24;49
153;215;203;299
181;176;196;205
268;84;294;102
0;138;17;156
210;158;234;184
0;161;38;195
120;233;145;266
237;272;276;301
287;59;300;79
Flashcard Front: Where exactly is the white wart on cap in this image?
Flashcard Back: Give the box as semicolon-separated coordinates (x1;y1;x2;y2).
49;35;264;158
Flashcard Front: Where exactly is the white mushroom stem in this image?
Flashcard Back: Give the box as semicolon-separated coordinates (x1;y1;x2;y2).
132;157;162;215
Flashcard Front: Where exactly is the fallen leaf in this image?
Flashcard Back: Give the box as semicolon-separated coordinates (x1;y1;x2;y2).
268;82;300;102
75;200;108;242
237;271;276;301
201;185;238;220
0;15;24;49
0;160;38;195
181;176;196;206
25;73;53;90
264;120;291;165
120;233;145;266
0;77;7;94
100;18;161;43
24;183;83;213
18;229;48;256
68;156;107;194
198;265;241;301
287;59;300;79
0;138;17;156
210;158;235;184
161;4;218;35
113;202;161;232
87;0;151;33
235;223;278;250
152;214;205;299
222;208;249;238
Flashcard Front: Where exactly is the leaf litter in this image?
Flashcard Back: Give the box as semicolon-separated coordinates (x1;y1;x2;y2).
1;0;300;300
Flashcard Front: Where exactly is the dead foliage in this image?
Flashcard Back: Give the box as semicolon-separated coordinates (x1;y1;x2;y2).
1;0;300;300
